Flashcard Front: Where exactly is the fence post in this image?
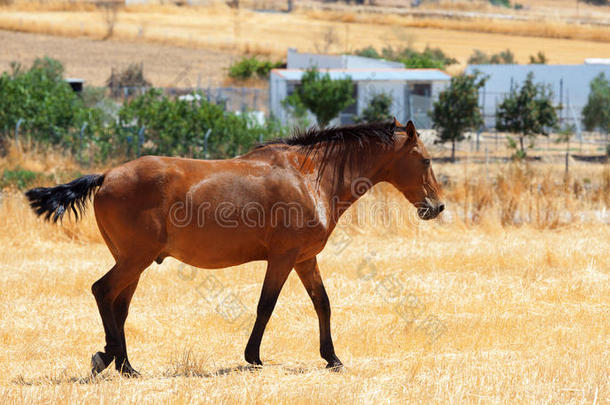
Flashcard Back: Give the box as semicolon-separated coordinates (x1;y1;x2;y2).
80;122;88;143
137;126;146;157
15;118;24;142
203;128;212;159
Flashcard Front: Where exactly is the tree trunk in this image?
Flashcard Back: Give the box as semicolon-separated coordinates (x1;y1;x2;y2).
451;139;456;162
519;135;525;155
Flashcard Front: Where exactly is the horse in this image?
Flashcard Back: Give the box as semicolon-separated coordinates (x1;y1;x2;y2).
25;118;444;376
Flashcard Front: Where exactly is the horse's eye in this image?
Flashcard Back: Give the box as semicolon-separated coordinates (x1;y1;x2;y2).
423;159;431;166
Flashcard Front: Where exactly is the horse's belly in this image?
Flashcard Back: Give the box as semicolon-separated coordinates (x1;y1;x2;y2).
164;224;267;269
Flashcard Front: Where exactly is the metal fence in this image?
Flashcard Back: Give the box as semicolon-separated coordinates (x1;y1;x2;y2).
115;86;269;114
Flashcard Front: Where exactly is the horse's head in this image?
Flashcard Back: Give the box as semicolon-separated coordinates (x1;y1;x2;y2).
386;118;444;220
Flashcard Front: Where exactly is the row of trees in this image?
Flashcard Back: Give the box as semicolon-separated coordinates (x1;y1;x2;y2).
280;66;609;161
432;70;610;161
1;58;608;164
0;57;283;162
432;71;558;161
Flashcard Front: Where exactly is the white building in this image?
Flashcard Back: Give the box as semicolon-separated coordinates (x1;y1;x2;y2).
270;49;451;128
465;64;610;130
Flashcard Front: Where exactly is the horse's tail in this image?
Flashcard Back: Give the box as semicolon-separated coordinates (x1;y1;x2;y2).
25;174;105;223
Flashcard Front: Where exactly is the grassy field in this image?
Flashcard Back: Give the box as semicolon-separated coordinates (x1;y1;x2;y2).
0;142;608;403
2;2;610;86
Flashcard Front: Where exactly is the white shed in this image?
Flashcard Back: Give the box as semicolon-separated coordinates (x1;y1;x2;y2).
269;67;450;128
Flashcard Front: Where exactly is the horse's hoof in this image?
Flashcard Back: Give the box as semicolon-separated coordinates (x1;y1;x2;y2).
326;361;343;372
116;360;141;378
120;367;141;378
245;355;263;366
91;352;112;376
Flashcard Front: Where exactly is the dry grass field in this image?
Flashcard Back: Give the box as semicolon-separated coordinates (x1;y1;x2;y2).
2;1;610;86
0;141;608;403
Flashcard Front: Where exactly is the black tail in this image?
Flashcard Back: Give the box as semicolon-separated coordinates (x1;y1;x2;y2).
25;174;105;223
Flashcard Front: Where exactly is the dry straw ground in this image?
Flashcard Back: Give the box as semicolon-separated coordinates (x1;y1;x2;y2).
2;1;610;84
0;142;608;403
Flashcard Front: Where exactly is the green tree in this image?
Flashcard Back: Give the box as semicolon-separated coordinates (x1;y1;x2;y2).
430;72;487;162
496;72;558;158
528;51;548;64
582;72;610;134
116;89;285;159
0;56;102;152
355;92;393;123
283;67;354;128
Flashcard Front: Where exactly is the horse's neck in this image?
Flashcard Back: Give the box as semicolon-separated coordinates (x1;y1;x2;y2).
314;145;390;225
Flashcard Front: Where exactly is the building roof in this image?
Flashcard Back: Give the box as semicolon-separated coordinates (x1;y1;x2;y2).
287;49;404;70
271;68;451;82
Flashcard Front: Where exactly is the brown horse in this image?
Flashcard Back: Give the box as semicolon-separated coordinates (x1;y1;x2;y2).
25;119;444;376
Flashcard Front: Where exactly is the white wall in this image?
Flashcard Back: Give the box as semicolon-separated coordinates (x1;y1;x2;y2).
357;80;407;123
270;75;446;127
269;72;287;122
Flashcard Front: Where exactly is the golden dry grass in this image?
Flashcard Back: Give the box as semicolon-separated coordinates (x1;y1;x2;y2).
1;2;610;70
0;145;608;403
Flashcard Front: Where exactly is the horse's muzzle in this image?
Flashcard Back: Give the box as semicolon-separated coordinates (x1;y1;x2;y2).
417;198;445;220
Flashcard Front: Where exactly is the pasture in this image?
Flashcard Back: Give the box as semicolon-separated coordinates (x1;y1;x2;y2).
0;143;608;403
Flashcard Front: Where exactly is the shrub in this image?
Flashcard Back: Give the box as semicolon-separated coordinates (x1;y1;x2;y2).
489;0;510;7
0;167;39;189
0;57;102;153
353;45;457;70
106;63;151;97
528;51;548;64
115;89;285;159
228;57;284;80
468;49;515;64
355;93;393;123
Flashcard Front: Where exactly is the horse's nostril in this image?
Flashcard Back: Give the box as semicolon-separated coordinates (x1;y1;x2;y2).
438;203;445;213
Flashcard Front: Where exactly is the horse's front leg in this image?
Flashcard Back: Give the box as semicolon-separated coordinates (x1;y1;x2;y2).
294;256;343;370
244;250;297;366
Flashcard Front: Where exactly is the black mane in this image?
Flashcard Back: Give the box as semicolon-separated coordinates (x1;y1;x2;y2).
259;121;398;189
263;120;397;149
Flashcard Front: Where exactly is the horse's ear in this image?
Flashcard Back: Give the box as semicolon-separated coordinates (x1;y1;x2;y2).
393;117;404;128
405;120;417;139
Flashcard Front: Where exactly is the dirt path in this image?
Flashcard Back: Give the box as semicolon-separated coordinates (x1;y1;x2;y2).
0;29;236;87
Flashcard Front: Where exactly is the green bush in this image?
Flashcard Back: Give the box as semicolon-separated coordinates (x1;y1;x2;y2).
489;0;510;7
0;57;104;154
115;89;285;159
0;56;288;162
0;167;39;189
355;93;393;123
353;45;457;70
468;49;515;65
228;57;284;80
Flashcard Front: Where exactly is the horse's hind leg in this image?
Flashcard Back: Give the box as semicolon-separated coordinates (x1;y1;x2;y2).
91;260;149;377
112;278;140;376
294;257;343;370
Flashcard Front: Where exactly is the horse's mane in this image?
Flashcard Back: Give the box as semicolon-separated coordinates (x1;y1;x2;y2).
258;120;398;189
